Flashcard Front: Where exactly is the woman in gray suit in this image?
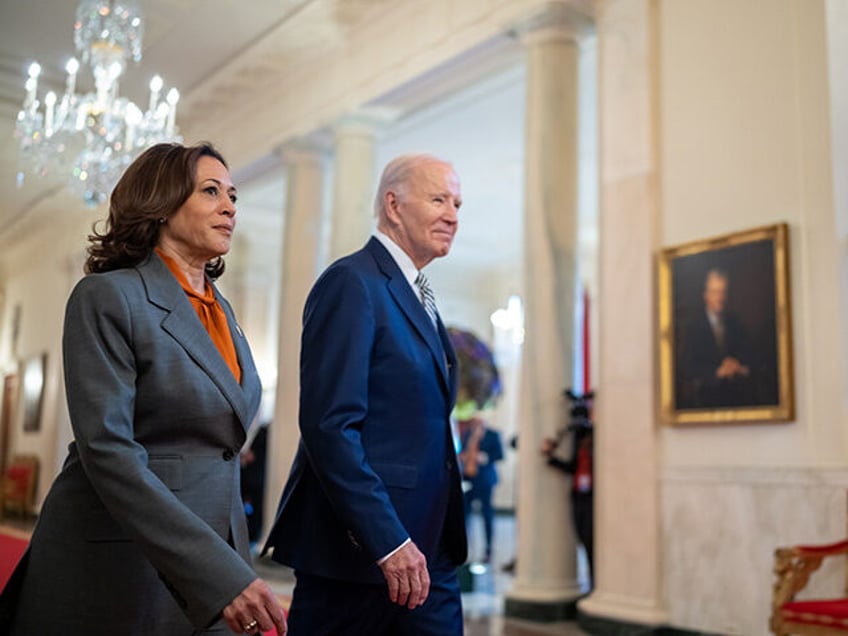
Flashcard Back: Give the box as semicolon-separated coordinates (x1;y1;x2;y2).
6;143;287;635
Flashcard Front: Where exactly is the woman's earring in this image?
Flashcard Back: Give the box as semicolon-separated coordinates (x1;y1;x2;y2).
158;217;166;224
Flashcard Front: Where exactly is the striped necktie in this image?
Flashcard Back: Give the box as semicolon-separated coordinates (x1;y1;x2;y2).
414;272;439;328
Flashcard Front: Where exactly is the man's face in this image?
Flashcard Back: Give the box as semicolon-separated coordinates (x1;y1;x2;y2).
388;161;461;269
703;273;727;314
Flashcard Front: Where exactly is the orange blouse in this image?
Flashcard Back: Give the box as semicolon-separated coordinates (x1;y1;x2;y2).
155;248;241;384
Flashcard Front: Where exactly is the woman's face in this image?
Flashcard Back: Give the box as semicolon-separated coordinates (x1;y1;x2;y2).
157;156;237;262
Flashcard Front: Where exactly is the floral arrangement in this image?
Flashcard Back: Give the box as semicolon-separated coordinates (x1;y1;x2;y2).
447;327;502;419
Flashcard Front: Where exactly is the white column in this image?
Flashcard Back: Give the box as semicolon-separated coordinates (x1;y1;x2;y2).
578;0;668;626
505;3;590;621
54;249;86;475
328;110;394;261
263;142;325;540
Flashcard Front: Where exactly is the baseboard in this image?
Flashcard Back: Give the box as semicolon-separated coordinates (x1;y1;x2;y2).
504;595;580;622
577;612;725;636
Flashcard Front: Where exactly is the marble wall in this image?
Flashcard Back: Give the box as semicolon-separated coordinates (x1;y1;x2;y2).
662;466;848;634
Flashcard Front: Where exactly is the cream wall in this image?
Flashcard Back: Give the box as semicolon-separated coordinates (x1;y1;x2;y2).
828;0;848;411
655;0;846;633
0;208;91;509
660;0;844;468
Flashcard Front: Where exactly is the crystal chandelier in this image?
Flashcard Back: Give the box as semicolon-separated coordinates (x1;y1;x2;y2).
15;0;182;207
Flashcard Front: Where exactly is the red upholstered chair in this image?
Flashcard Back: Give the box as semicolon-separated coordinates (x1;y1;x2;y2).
1;454;39;518
771;539;848;635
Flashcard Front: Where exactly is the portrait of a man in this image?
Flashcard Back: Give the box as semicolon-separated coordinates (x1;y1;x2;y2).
659;224;793;424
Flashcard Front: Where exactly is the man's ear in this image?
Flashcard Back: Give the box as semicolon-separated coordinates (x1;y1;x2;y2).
384;191;401;224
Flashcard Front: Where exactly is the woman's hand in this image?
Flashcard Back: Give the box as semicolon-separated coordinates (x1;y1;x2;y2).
222;578;287;635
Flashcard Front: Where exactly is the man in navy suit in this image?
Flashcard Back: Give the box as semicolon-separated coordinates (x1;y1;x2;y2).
264;154;467;634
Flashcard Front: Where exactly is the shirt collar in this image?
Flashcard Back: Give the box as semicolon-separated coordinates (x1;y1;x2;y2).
154;247;215;305
706;310;722;327
373;229;420;290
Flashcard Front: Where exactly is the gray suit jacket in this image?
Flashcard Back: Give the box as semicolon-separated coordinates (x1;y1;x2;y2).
10;253;262;634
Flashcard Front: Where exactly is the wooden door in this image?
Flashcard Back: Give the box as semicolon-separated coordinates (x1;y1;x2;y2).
0;374;20;477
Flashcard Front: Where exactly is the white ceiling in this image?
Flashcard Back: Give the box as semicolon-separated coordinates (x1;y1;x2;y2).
0;0;312;112
0;0;533;282
0;1;314;236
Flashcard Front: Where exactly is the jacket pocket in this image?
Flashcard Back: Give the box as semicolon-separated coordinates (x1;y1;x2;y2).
148;454;184;491
372;462;418;489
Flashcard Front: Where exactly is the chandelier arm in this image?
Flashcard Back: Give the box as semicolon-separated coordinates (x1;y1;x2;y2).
16;0;181;208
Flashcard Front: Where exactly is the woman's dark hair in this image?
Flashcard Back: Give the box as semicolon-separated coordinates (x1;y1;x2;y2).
85;142;229;279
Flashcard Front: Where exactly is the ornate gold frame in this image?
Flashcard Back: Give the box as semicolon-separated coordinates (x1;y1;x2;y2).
658;223;794;425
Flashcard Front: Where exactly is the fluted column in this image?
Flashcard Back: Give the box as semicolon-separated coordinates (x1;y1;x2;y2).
328;110;394;261
505;3;590;621
263;142;325;539
577;0;667;627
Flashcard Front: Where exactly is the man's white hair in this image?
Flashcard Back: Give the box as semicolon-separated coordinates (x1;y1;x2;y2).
373;153;450;218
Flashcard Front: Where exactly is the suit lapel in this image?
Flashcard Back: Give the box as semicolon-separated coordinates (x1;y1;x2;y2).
214;286;262;426
437;316;459;407
138;254;253;431
367;238;451;394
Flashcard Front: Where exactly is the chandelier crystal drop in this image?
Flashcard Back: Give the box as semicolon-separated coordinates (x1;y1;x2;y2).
14;0;182;208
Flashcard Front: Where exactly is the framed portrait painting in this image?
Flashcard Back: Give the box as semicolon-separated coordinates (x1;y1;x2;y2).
658;223;794;425
20;353;46;433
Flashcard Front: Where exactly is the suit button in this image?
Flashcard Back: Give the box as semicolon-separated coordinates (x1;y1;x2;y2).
222;449;235;461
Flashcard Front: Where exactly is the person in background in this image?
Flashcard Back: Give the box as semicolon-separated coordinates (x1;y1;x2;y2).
459;416;504;564
264;154;467;635
447;327;504;569
541;389;595;589
3;143;286;635
241;422;269;550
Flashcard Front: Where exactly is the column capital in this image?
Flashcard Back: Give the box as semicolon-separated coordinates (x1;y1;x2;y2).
273;135;329;166
334;107;401;138
512;1;595;47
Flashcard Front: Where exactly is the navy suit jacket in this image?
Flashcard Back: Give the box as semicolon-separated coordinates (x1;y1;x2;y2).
265;238;467;583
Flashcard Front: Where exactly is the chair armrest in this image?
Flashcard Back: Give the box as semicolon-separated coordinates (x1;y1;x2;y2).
794;540;848;557
772;539;848;612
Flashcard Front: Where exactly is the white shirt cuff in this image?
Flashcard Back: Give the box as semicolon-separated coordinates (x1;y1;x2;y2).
377;538;411;565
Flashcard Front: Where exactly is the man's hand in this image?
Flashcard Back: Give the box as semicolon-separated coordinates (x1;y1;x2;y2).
540;437;557;457
222;578;287;635
716;356;750;379
379;541;430;609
